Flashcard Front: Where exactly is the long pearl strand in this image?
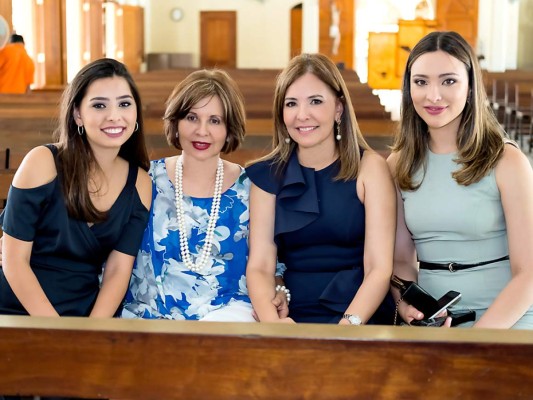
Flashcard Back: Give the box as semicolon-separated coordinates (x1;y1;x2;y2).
175;156;224;273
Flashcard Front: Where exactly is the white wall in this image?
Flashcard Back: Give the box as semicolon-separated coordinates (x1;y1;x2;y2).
145;0;305;69
517;0;533;69
477;0;519;71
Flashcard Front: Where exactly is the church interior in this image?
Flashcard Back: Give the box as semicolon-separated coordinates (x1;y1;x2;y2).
0;1;532;398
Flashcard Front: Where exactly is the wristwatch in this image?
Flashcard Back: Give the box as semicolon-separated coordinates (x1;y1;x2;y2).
343;313;362;325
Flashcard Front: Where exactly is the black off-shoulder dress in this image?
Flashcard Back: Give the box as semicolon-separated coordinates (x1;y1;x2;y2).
0;144;149;316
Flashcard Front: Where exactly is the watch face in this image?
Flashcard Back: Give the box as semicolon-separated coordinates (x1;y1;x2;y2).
348;315;362;325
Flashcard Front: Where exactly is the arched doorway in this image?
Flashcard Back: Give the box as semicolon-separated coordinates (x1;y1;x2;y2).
290;3;302;58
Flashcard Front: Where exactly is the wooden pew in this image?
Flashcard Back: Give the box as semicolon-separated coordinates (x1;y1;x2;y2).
482;70;533;128
0;170;14;203
0;316;532;399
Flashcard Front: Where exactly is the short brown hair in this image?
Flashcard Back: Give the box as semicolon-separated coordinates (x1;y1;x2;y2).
163;69;246;154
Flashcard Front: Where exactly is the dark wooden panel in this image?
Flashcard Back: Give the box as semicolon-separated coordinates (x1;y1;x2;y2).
0;317;532;399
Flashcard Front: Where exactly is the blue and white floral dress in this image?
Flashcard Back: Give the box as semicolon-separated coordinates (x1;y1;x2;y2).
122;158;252;321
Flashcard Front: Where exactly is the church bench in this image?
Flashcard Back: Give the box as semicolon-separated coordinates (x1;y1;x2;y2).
0;316;532;399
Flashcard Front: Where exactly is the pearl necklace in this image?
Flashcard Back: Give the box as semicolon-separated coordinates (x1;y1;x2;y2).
175;156;224;273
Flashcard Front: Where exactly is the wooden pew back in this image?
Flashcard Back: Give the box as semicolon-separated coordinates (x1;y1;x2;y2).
0;317;532;399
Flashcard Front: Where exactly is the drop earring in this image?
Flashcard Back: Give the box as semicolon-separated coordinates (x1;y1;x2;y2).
285;137;291;144
335;120;341;141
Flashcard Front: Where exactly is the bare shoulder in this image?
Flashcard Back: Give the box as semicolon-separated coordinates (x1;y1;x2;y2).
164;155;179;172
12;145;57;189
385;150;400;172
223;159;242;173
360;150;390;178
135;167;153;210
223;159;243;183
495;144;532;178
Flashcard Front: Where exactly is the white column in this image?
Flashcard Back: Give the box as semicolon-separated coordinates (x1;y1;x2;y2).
477;0;519;72
302;0;319;53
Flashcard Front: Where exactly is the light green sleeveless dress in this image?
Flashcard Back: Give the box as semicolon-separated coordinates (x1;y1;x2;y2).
401;150;533;329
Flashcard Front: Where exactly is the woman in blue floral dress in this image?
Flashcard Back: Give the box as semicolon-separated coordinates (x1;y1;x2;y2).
122;69;256;321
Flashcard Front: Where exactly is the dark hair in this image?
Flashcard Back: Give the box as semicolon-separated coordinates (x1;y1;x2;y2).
251;53;370;181
53;58;149;222
10;34;24;44
163;69;246;154
392;31;505;190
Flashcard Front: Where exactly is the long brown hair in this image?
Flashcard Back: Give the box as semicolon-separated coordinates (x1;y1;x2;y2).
54;58;149;222
392;31;506;191
163;69;246;154
251;53;370;181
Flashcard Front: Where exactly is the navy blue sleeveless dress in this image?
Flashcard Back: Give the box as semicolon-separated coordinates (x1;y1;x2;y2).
246;150;394;324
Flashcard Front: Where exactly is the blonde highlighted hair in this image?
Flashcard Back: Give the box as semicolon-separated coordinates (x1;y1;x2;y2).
251;53;370;181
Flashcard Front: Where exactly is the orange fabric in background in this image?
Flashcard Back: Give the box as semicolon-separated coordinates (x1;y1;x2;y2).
0;43;35;94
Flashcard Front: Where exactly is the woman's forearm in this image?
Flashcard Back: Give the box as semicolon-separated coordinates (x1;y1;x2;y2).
3;262;59;317
247;268;280;322
474;272;533;328
90;263;132;318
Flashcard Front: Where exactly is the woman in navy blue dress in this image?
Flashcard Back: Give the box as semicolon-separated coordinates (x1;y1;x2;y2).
0;59;152;317
246;53;396;324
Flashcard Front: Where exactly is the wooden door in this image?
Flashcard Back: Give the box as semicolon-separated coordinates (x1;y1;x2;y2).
200;11;236;68
81;0;104;65
290;4;302;58
436;0;479;49
33;0;67;88
0;0;12;32
121;5;144;73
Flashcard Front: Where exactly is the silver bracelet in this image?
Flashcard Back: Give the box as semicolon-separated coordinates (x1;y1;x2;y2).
275;284;291;303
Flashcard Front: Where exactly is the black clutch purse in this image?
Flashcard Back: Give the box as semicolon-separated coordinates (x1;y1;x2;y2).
390;275;474;326
391;275;441;318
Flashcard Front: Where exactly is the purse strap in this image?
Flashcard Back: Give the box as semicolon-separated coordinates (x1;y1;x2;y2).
391;275;407;292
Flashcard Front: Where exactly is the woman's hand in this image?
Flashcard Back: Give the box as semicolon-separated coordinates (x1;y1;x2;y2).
398;300;424;324
272;289;289;318
252;287;290;321
402;302;452;327
274;317;296;323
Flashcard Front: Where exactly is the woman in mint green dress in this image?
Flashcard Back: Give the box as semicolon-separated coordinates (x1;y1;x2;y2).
388;31;533;329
